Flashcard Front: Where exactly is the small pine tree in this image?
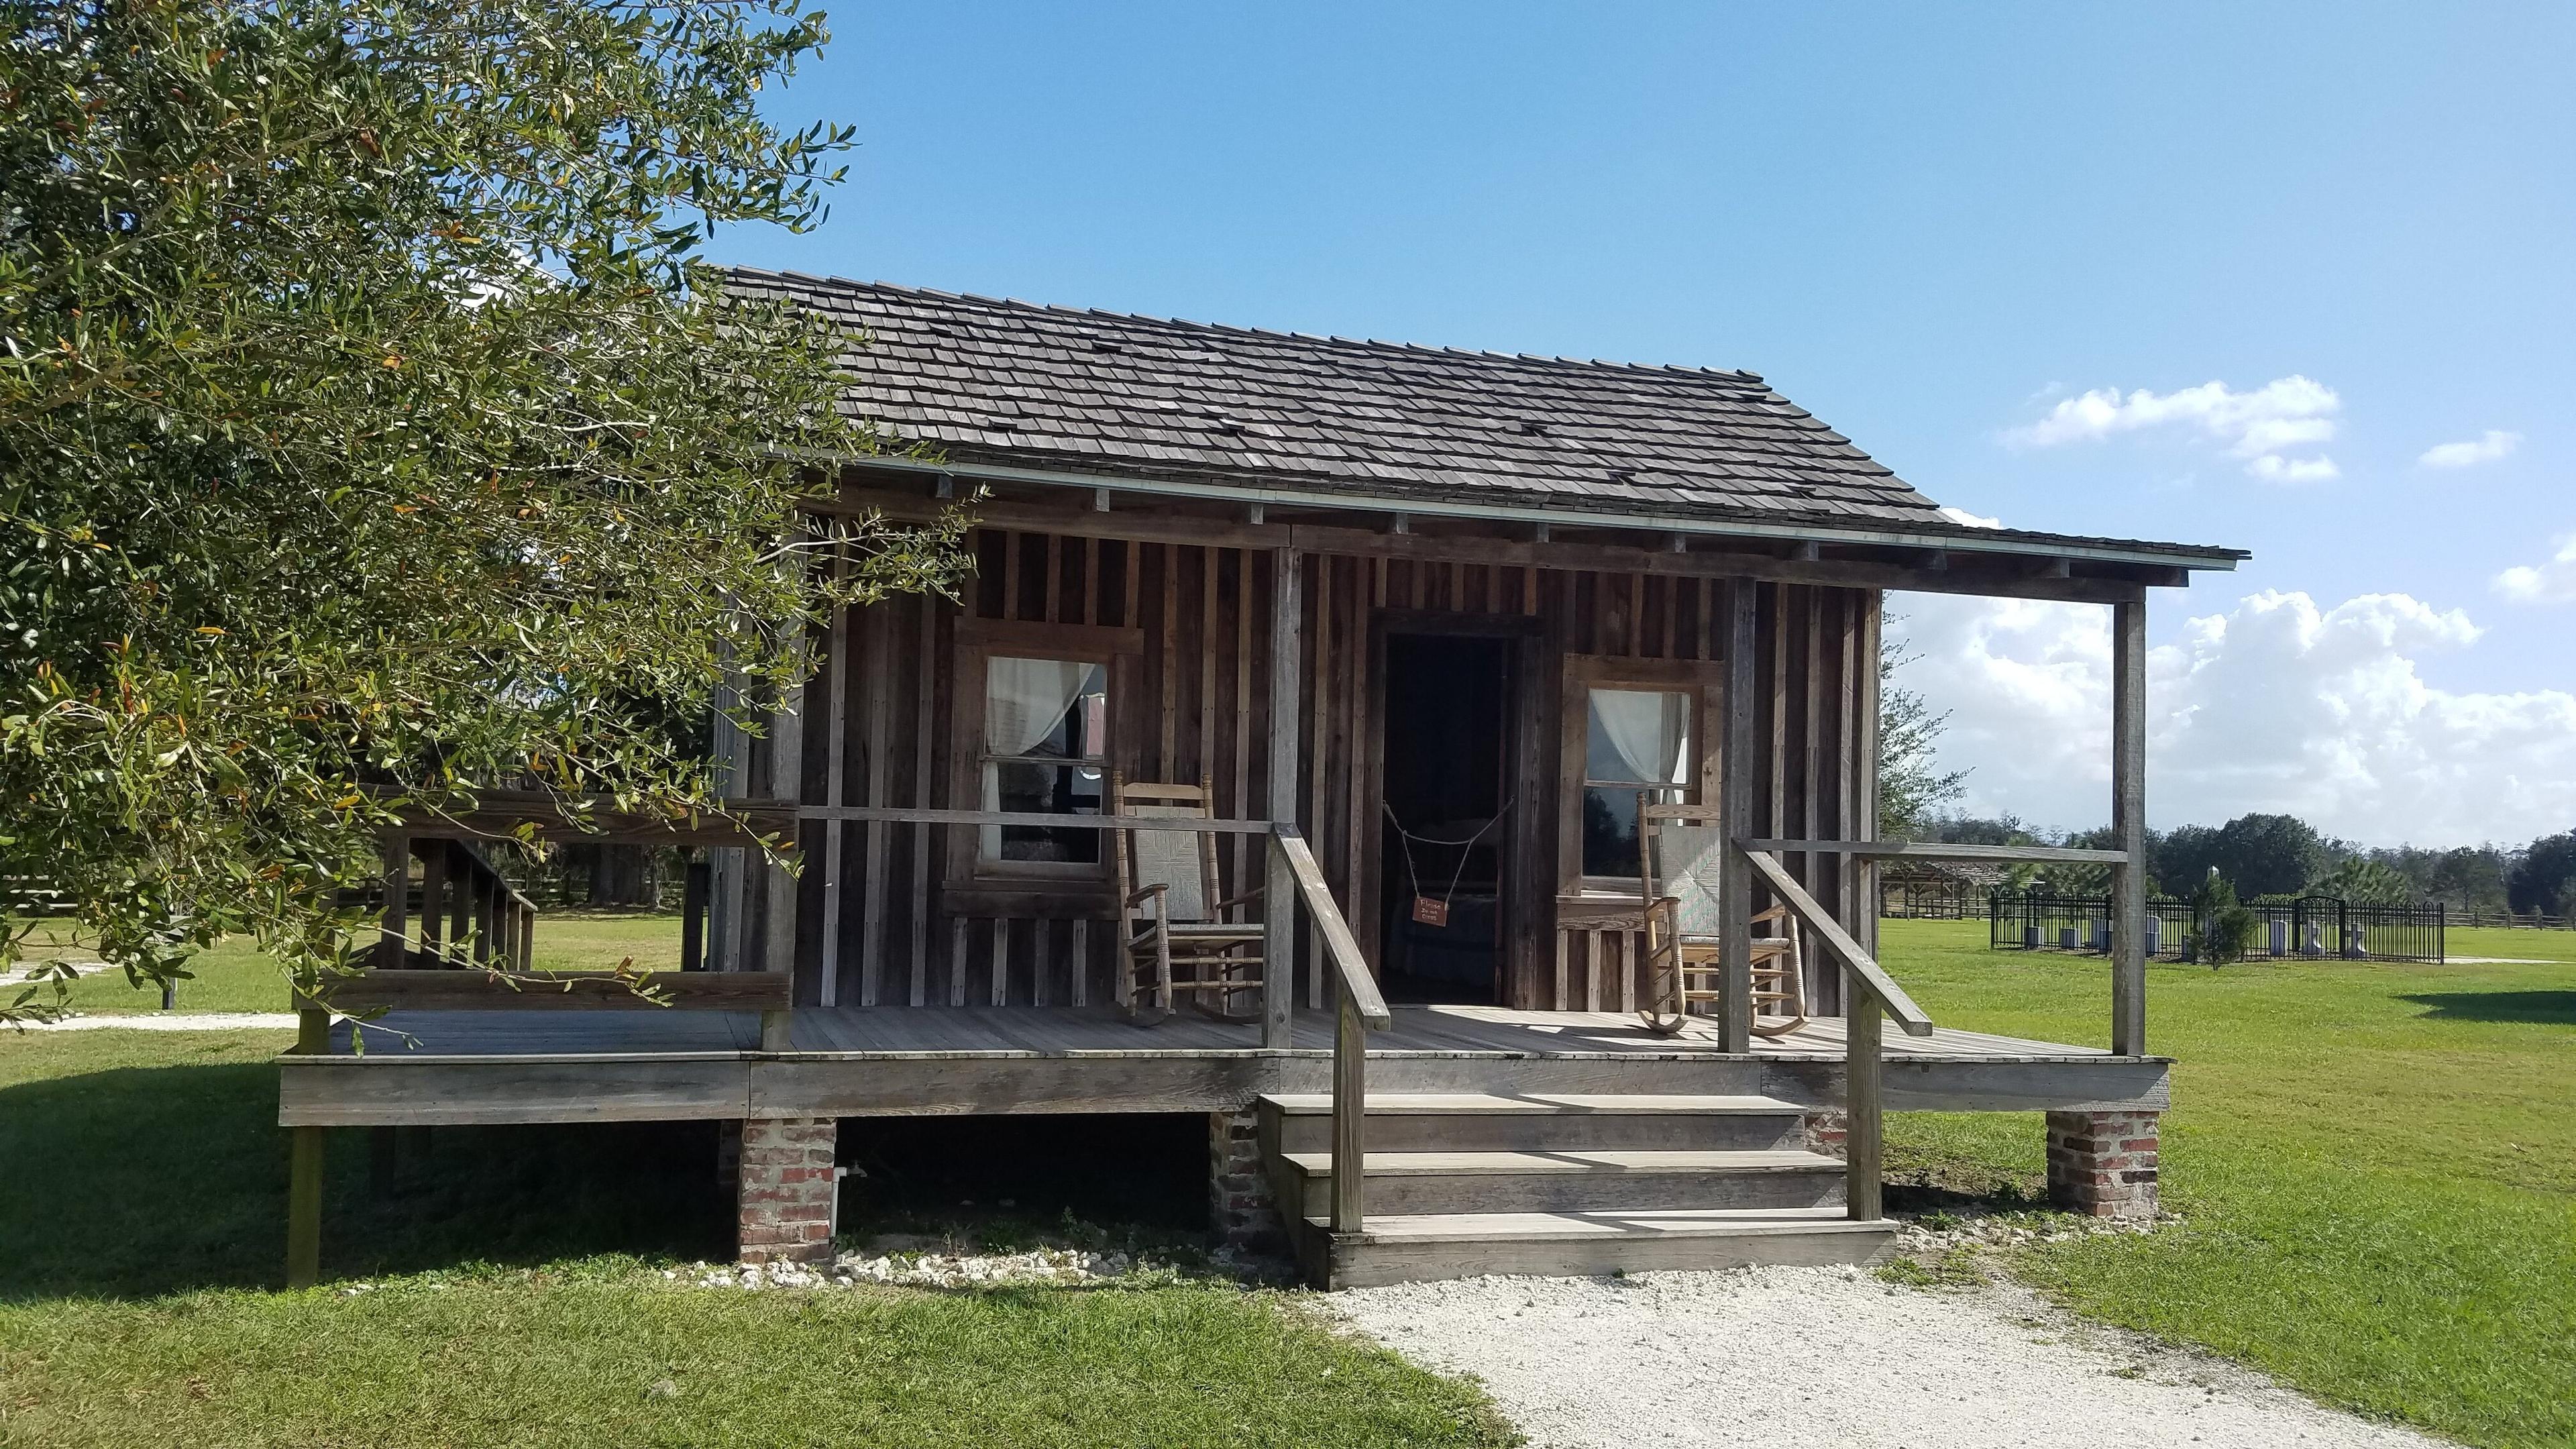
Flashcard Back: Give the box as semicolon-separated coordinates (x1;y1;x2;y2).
2190;869;2258;967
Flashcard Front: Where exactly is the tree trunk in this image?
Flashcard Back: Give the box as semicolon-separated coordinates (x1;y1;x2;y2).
575;844;659;908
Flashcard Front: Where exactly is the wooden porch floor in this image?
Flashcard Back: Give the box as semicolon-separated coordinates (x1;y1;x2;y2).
286;1004;2169;1126
327;1003;2119;1063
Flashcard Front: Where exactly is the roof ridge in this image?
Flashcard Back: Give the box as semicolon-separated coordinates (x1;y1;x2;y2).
722;266;1770;384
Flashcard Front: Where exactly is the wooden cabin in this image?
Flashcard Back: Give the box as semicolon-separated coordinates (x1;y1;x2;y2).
279;274;2245;1288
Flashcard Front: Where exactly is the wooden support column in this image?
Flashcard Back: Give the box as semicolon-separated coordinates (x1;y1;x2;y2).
445;847;472;963
284;1007;329;1288
2110;597;2148;1057
415;842;446;967
760;629;806;1051
680;855;709;970
1845;972;1884;1221
1263;547;1303;1049
1856;594;1883;963
1331;986;1366;1233
375;833;409;971
1717;578;1758;1053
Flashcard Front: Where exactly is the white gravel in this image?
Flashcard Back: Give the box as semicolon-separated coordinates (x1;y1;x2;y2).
1332;1265;2448;1449
11;1012;297;1031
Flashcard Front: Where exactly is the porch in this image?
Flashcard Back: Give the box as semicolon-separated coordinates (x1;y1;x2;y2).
276;1002;2171;1127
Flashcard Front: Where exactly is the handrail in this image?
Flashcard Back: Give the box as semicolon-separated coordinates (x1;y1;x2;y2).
1271;827;1390;1028
1737;845;1930;1224
331;969;790;1013
405;839;539;973
1272;824;1389;1240
1738;838;2129;865
1739;849;1931;1036
800;805;1275;835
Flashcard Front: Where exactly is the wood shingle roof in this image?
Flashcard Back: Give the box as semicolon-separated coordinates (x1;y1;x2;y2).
727;270;2244;568
731;270;1945;523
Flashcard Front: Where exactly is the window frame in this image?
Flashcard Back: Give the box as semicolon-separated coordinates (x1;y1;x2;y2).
944;617;1144;890
1556;653;1725;897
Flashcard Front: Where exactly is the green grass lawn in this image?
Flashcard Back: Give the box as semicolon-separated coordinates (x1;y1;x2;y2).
0;1030;1514;1448
19;911;692;1015
1880;918;2576;1449
10;917;2571;1446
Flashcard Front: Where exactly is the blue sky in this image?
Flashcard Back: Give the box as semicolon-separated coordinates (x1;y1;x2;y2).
727;3;2575;844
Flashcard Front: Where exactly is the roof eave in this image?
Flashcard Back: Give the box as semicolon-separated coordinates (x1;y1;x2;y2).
822;449;2246;574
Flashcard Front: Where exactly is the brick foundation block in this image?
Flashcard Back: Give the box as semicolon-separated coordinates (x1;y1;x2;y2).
2046;1110;2158;1220
1208;1109;1286;1259
1802;1108;1849;1161
737;1116;839;1265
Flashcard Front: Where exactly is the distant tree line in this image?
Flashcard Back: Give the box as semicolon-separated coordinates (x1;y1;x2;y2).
1907;811;2576;917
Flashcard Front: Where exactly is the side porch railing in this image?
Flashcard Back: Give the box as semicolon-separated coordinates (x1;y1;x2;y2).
1738;847;1932;1220
1737;835;2149;1222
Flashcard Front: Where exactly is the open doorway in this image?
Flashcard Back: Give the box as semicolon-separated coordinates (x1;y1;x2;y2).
1376;632;1512;1004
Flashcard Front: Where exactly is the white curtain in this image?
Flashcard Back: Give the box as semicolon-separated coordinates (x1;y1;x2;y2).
1588;688;1689;785
981;657;1104;857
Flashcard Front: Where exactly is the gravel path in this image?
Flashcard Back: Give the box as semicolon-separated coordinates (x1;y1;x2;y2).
1333;1265;2447;1449
13;1012;296;1031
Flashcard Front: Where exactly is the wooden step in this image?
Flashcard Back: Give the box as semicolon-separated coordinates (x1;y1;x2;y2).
1276;1146;1845;1216
1258;1092;1807;1153
1295;1206;1898;1287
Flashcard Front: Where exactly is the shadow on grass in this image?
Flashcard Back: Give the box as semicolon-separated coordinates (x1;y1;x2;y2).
0;1055;1225;1304
2398;990;2576;1024
0;1059;731;1303
1884;1175;2053;1217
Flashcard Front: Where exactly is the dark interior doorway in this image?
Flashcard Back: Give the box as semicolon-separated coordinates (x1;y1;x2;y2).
1377;633;1511;1004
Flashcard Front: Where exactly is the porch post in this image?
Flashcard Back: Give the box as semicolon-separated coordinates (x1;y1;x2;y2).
374;831;409;971
1262;547;1302;1049
1717;578;1758;1054
2109;596;2148;1057
760;635;806;1052
283;1008;329;1288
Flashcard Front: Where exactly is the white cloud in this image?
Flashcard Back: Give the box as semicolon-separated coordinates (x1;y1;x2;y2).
2493;535;2576;604
1937;505;2003;529
1889;589;2576;845
2244;455;2340;484
2004;376;2341;483
2418;430;2522;469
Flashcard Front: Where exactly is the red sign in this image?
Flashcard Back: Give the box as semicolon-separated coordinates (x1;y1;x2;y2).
1411;896;1450;928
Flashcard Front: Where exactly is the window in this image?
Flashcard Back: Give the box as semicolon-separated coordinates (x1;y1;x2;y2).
946;616;1138;891
1580;688;1691;879
1555;654;1719;894
980;655;1109;864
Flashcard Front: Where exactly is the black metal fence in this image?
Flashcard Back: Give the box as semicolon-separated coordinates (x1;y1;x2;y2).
1989;890;2445;963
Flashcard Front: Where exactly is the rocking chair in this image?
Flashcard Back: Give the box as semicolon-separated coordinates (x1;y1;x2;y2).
1109;774;1267;1025
1635;798;1808;1038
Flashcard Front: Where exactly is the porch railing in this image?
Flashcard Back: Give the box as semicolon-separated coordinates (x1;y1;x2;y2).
1271;826;1392;1235
810;808;1393;1232
1739;847;1932;1220
1737;836;2147;1222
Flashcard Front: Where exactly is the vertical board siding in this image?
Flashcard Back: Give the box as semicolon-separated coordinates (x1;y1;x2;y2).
800;525;1875;1015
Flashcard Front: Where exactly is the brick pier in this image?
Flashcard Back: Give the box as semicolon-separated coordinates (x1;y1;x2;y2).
2046;1110;2159;1219
1209;1109;1285;1256
736;1116;839;1265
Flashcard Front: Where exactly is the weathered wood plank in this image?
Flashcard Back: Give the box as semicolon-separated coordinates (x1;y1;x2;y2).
1266;548;1305;1046
910;596;936;1006
280;1058;756;1126
824;486;2166;605
329;971;793;1012
1718;578;1758;1053
1736;839;2130;865
1740;849;1931;1035
2111;596;2149;1056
